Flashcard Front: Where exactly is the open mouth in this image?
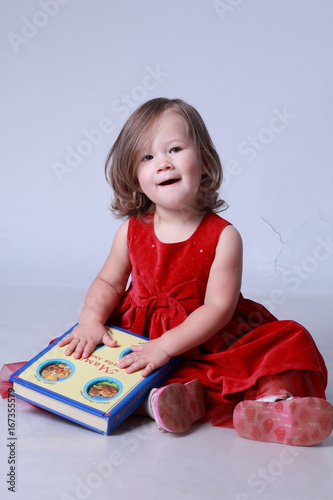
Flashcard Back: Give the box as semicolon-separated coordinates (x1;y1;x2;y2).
159;178;180;186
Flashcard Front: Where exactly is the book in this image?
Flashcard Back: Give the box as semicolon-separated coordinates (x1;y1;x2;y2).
10;324;180;435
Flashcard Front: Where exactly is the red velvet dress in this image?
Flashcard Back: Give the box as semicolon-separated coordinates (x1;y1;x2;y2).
110;213;328;427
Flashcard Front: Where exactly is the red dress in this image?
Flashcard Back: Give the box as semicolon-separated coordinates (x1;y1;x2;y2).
110;213;328;427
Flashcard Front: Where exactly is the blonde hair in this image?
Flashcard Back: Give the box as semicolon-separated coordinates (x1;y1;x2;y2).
105;98;227;217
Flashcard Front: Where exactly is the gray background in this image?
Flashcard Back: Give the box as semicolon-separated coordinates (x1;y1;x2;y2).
1;0;332;305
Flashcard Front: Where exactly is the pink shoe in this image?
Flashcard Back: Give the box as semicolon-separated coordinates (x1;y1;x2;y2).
147;379;206;433
233;397;333;446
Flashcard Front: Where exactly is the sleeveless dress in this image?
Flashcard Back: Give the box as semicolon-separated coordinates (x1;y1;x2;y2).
110;213;328;428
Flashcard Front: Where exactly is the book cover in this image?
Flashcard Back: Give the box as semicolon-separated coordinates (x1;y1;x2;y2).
10;324;179;434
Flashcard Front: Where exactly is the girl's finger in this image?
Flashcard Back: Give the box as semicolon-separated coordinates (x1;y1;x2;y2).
64;338;80;356
141;362;155;378
118;353;137;368
103;334;118;347
58;334;73;347
130;344;143;352
72;341;87;359
82;341;97;359
125;358;146;374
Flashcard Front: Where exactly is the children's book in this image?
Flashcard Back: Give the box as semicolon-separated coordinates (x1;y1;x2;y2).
10;325;179;435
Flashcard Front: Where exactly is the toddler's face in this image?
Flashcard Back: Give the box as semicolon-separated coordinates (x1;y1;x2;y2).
136;112;202;213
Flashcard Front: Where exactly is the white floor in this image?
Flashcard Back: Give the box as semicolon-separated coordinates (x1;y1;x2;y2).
0;286;332;500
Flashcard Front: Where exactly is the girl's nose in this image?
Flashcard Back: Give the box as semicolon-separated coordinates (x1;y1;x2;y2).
157;157;174;172
157;164;173;172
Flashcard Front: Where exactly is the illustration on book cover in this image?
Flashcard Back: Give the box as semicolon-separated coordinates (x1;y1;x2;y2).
15;327;147;410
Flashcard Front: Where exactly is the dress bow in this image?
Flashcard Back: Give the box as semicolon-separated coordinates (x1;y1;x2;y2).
132;277;201;338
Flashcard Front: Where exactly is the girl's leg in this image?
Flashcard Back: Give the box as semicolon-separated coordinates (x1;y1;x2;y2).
243;369;326;401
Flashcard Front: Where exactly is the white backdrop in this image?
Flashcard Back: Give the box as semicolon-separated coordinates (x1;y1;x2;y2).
1;0;333;308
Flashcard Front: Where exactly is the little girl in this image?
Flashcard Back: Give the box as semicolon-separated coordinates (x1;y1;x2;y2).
58;97;333;445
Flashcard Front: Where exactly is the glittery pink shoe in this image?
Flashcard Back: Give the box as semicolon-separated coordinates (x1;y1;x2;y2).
148;379;206;433
233;397;333;446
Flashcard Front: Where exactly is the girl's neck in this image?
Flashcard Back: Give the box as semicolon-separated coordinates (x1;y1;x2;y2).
153;208;206;244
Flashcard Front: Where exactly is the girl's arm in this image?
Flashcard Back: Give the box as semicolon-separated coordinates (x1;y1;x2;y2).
58;220;131;359
119;225;243;376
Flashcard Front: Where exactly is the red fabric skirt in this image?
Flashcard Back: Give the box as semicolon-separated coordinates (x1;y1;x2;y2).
165;320;327;428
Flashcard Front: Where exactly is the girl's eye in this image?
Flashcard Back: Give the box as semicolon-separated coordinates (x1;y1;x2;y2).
143;155;153;161
170;147;181;153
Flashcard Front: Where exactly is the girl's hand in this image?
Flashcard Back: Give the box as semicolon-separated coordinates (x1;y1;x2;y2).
58;321;117;359
118;338;171;377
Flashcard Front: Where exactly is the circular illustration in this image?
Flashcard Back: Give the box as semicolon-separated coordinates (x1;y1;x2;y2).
94;343;106;351
37;359;75;382
119;347;133;359
84;377;123;401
